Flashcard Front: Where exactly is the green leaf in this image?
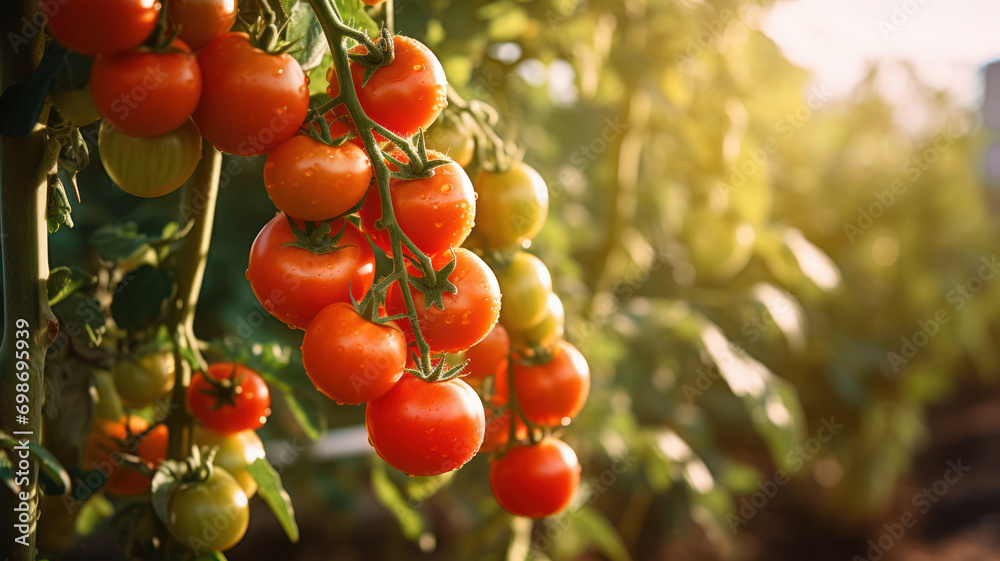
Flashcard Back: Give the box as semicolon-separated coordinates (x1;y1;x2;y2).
91;222;153;265
47;174;75;233
0;42;68;137
47;265;95;307
247;458;300;543
287;2;330;72
405;471;455;504
75;494;115;537
0;439;71;495
51;293;105;346
571;506;633;561
370;459;425;541
110;265;175;330
333;0;379;36
280;391;322;441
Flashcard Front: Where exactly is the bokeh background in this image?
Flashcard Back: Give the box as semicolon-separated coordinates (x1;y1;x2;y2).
29;0;1000;559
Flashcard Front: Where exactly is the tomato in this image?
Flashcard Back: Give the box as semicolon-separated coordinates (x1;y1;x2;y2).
50;85;101;126
461;324;509;385
513;340;590;426
194;33;309;156
91;39;202;138
193;427;265;498
362;0;386;5
99;118;202;197
359;149;475;258
385;248;501;353
426;117;475;168
509;292;564;352
188;363;271;434
497;251;552;332
44;0;159;56
113;352;176;407
302;303;406;404
167;467;249;552
264;135;372;221
327;35;447;139
83;417;167;496
473;161;549;249
490;437;581;518
480;399;527;453
247;213;375;330
170;0;237;50
366;374;485;476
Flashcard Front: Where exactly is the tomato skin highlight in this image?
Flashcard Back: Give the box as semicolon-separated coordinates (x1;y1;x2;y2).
170;0;238;50
44;0;159;56
98;118;203;198
264;135;372;221
513;340;590;426
472;160;549;249
365;374;485;476
188;363;271;434
302;303;406;404
83;417;167;496
490;437;581;518
167;467;249;552
247;214;375;330
385;248;501;353
194;33;309;156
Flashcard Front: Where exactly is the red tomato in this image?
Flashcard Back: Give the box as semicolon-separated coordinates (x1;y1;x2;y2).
194;33;309;156
362;0;386;5
188;363;271;434
301;303;406;405
170;0;237;50
83;417;167;496
385;249;501;353
327;35;447;139
246;213;375;330
358;148;475;257
513;340;590;426
490;437;581;518
90;39;202;138
462;324;509;385
366;374;485;476
44;0;159;56
264;135;372;221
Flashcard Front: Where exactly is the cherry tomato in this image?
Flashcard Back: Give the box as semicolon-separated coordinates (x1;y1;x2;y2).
462;324;509;385
365;374;485;476
44;0;159;56
50;85;101;126
113;352;176;407
264;135;372;221
490;437;581;518
167;467;249;552
513;340;590;426
426;116;474;168
98;118;203;197
359;148;475;258
83;417;167;496
302;303;406;405
509;292;564;353
497;251;552;332
170;0;238;50
91;39;202;138
473;161;549;249
188;363;271;434
192;427;265;498
385;249;501;353
362;0;386;5
247;213;375;330
327;35;447;139
194;32;309;156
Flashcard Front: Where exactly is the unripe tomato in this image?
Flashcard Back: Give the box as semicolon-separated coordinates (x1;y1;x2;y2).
167;467;249;552
170;0;238;50
473;161;549;249
44;0;159;56
50;86;101;126
112;352;176;407
365;374;485;476
426;117;475;168
302;303;406;405
509;292;564;352
513;340;590;426
83;417;167;496
461;324;509;385
496;252;552;332
98;118;202;198
188;363;271;434
490;437;580;518
91;39;202;138
192;427;265;498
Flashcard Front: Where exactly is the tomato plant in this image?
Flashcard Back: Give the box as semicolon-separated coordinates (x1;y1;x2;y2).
97;117;202;197
166;467;250;552
490;437;581;518
472;161;549;249
112;351;176;407
188;363;271;434
170;0;238;50
513;340;590;426
83;417;168;496
496;251;553;332
192;427;266;498
44;0;159;56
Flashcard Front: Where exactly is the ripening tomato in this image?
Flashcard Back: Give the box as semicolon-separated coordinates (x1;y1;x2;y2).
490;437;580;518
83;417;168;496
170;0;238;50
513;340;590;426
473;161;549;249
44;0;159;56
192;427;265;498
167;467;249;552
509;292;564;353
462;324;509;385
91;39;202;138
98;118;202;198
247;214;376;330
497;251;553;332
426;117;475;168
188;363;271;434
385;249;501;353
112;352;176;407
359;149;475;257
194;33;309;156
302;303;406;404
264;135;372;221
327;35;447;139
366;374;485;476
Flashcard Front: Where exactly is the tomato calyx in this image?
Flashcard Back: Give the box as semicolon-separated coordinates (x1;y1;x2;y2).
195;364;250;411
243;0;300;55
405;350;469;382
349;27;396;87
383;132;451;180
404;250;459;311
282;215;354;254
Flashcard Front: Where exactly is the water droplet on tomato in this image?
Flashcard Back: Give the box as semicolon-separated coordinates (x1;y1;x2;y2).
440;183;453;194
461;312;472;325
304;169;315;177
444;315;455;325
434;221;444;228
413;64;424;71
276;68;284;75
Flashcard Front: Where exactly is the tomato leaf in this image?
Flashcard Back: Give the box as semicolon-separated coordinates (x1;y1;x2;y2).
333;0;379;37
405;471;455;504
51;293;105;346
0;438;71;496
75;494;115;537
247;457;300;543
47;174;75;233
47;265;95;307
370;459;426;541
111;265;175;330
287;2;329;72
280;391;324;441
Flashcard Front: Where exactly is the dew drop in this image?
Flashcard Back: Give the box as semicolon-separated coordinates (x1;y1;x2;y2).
304;169;315;177
440;183;453;194
413;64;424;71
444;315;455;325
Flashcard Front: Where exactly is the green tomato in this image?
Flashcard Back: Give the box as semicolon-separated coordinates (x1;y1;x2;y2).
193;427;265;498
497;251;553;332
112;352;176;407
167;467;249;552
510;291;565;353
50;86;101;127
473;160;549;249
98;118;202;198
425;116;475;168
